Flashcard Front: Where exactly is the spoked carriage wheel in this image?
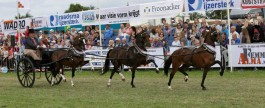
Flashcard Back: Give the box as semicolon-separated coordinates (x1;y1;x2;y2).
45;67;63;85
16;57;35;87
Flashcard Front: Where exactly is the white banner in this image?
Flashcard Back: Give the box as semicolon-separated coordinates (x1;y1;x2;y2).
231;44;265;67
48;12;82;27
93;5;140;25
32;17;47;29
1;18;31;35
241;0;265;9
186;0;241;12
83;46;222;69
140;0;184;19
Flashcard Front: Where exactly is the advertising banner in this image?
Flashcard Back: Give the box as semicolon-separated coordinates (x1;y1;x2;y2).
231;44;265;67
32;17;47;29
140;0;184;19
186;0;241;12
48;12;82;27
94;5;141;24
241;0;265;9
1;18;31;35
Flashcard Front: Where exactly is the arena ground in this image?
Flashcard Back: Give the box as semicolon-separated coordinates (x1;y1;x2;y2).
0;69;265;108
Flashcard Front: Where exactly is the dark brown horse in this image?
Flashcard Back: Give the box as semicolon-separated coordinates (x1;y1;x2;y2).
101;31;159;88
164;27;224;90
50;35;89;86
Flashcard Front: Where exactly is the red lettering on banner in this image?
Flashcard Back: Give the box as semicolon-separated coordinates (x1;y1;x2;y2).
238;53;248;64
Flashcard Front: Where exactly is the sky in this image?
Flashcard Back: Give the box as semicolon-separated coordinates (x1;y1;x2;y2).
0;0;164;20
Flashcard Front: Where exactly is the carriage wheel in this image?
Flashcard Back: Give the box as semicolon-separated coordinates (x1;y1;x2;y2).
16;57;35;87
45;67;62;85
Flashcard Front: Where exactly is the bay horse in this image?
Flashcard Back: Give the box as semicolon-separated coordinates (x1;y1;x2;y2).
164;27;225;90
101;31;159;88
50;35;89;86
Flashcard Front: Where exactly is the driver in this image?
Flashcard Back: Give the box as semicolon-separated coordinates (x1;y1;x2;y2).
24;29;42;61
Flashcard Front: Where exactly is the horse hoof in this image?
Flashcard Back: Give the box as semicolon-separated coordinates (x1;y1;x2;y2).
184;76;189;82
132;85;136;88
107;85;111;88
122;78;125;82
219;72;224;76
202;87;207;90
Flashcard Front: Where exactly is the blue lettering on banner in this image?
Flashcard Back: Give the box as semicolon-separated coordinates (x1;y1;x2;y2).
188;0;235;11
83;12;95;23
50;13;80;26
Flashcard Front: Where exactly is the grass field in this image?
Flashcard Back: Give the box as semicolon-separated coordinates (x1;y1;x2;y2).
0;69;265;108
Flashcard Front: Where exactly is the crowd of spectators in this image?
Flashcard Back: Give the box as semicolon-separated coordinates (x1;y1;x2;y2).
0;13;264;69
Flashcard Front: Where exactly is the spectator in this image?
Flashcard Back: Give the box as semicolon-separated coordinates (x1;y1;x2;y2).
158;32;164;41
118;23;126;37
152;38;162;48
38;31;43;42
114;38;121;47
240;26;251;44
125;23;132;36
231;33;240;45
231;26;240;38
71;28;77;36
190;35;200;46
108;40;114;49
93;32;100;46
174;23;182;37
150;28;158;38
194;18;201;30
172;36;181;46
103;24;114;48
162;39;170;62
214;20;222;32
49;29;55;41
221;32;229;66
85;40;92;50
121;38;128;47
251;25;264;43
236;19;243;34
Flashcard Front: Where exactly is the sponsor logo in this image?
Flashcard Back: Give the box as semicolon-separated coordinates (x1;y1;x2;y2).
49;15;58;26
188;0;203;11
143;2;181;14
82;12;95;23
188;0;235;11
238;48;265;64
241;0;265;8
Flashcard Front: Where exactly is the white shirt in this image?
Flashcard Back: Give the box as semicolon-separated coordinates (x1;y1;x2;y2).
172;40;181;46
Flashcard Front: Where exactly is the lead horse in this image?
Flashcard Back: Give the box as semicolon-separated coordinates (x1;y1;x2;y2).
164;27;225;90
50;35;89;86
101;31;159;88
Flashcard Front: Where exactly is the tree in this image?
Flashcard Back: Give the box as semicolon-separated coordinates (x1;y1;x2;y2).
205;10;231;19
15;12;33;19
189;12;205;20
64;3;95;13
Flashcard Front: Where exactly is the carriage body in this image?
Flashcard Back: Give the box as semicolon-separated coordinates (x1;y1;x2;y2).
16;48;67;87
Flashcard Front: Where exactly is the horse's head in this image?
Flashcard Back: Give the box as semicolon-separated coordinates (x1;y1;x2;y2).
202;27;220;47
135;31;149;51
73;35;87;51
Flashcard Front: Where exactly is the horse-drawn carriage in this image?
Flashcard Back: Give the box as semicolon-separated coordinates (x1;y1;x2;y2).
17;35;89;87
16;48;65;87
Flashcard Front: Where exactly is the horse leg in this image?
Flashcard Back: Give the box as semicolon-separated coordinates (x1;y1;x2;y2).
146;59;159;74
117;64;125;82
59;65;66;82
179;64;190;82
168;63;181;90
201;67;210;90
71;68;76;87
213;60;225;76
107;66;117;87
131;67;137;88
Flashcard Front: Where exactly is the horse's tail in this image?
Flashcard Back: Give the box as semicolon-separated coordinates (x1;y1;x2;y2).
101;49;112;75
164;55;172;76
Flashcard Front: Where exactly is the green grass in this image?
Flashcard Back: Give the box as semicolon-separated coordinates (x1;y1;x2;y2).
0;69;265;108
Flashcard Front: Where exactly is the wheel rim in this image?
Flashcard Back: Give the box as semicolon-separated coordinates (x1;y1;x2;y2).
45;68;62;85
17;58;35;87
